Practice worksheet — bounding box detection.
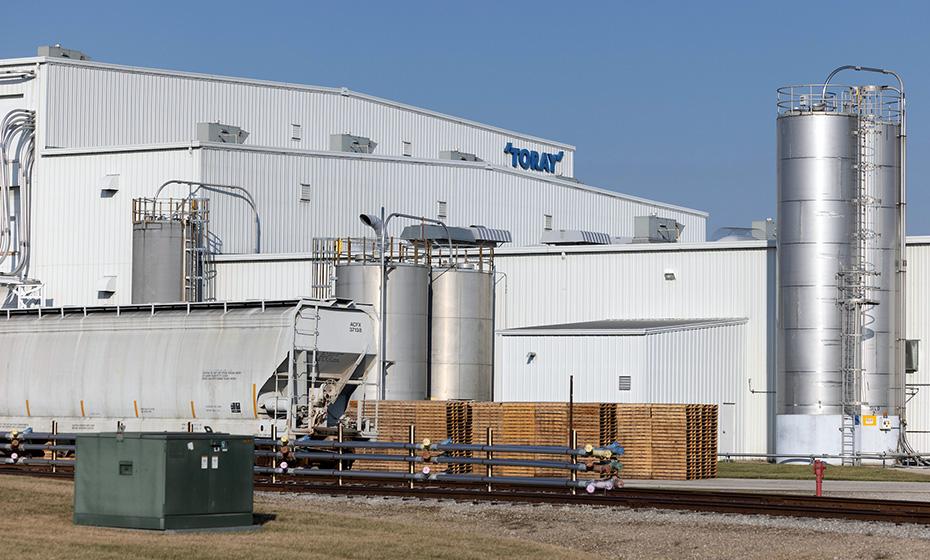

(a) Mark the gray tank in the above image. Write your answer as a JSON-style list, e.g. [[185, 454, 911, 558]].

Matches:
[[776, 86, 901, 418], [429, 266, 494, 401], [334, 262, 430, 400], [131, 220, 184, 304]]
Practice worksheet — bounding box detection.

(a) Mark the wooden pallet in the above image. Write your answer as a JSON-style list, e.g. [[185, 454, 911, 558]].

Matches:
[[346, 400, 718, 480]]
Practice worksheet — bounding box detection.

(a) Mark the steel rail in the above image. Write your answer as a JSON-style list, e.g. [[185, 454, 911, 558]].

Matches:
[[4, 466, 930, 525]]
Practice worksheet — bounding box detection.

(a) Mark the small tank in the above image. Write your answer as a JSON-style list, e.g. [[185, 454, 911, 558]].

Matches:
[[429, 265, 494, 400], [334, 262, 430, 400], [131, 220, 184, 304]]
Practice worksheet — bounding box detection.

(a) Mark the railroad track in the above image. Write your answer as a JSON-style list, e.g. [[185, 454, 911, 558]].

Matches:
[[4, 466, 929, 525]]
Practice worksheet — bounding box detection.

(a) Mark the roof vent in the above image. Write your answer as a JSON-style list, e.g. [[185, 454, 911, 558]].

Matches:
[[633, 215, 684, 243], [331, 134, 377, 154], [540, 229, 611, 246], [37, 45, 90, 60], [439, 150, 481, 162], [196, 122, 249, 144], [400, 224, 511, 248]]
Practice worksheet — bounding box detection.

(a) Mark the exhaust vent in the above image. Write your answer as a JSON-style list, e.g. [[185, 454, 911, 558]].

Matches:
[[439, 150, 481, 162], [330, 134, 377, 154], [540, 229, 611, 246], [196, 122, 249, 144]]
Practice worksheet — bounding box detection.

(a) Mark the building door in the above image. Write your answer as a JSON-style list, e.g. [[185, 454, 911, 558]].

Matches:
[[719, 402, 736, 454]]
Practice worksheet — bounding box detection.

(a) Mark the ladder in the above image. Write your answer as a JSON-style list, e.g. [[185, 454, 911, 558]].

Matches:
[[183, 198, 211, 302], [836, 101, 882, 466], [840, 415, 857, 466]]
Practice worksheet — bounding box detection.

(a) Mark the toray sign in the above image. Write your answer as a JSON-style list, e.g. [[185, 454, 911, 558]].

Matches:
[[504, 142, 564, 174]]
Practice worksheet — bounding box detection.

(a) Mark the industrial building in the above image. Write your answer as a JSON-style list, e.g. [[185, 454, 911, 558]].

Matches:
[[0, 49, 704, 308], [0, 48, 926, 465]]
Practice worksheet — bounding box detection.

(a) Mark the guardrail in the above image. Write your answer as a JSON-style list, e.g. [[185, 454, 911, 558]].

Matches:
[[0, 427, 624, 494]]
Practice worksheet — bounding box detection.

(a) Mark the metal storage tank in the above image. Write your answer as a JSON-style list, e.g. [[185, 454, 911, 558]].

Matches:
[[430, 265, 494, 400], [131, 220, 184, 304], [775, 79, 902, 461], [334, 262, 430, 400]]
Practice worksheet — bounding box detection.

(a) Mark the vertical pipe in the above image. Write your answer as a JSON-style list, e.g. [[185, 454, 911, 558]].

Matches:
[[408, 424, 415, 489], [271, 424, 277, 484], [51, 420, 57, 474], [570, 429, 578, 496], [338, 423, 344, 487], [897, 91, 907, 425], [380, 207, 387, 401], [486, 427, 494, 493]]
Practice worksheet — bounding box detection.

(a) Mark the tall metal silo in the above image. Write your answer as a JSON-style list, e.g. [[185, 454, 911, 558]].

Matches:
[[776, 72, 904, 463], [334, 262, 430, 400], [430, 265, 494, 401]]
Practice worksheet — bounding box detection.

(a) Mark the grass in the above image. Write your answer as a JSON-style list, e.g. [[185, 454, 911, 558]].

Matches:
[[0, 475, 585, 560], [718, 460, 930, 482]]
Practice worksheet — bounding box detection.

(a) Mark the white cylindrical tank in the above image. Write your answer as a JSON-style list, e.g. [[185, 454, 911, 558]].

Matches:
[[429, 265, 494, 401], [334, 262, 430, 400]]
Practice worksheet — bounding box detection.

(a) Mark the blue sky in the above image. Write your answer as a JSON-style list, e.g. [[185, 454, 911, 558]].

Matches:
[[3, 1, 928, 235]]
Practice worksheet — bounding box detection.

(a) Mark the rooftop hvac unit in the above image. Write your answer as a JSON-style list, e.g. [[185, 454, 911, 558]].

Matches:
[[751, 218, 776, 240], [439, 150, 481, 162], [330, 134, 377, 154], [540, 229, 611, 246], [633, 215, 684, 243], [196, 122, 249, 144], [37, 44, 90, 60]]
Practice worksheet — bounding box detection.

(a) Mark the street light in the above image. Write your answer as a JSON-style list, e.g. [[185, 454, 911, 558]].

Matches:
[[359, 207, 453, 400]]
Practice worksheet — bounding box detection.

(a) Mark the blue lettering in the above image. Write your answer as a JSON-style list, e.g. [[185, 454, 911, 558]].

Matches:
[[528, 150, 541, 171], [549, 151, 564, 173], [503, 142, 519, 168], [504, 143, 564, 173], [518, 149, 530, 170]]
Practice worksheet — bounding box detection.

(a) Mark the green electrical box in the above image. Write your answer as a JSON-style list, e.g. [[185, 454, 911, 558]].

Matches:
[[74, 432, 254, 530]]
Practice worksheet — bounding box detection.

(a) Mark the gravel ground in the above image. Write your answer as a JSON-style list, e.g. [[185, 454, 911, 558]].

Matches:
[[261, 491, 930, 559]]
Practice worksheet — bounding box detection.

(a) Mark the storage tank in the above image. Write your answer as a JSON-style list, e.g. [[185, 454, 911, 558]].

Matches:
[[775, 81, 902, 461], [334, 262, 430, 400], [131, 220, 184, 304], [430, 265, 494, 400]]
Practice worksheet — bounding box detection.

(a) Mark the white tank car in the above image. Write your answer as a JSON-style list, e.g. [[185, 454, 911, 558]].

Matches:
[[0, 299, 377, 438]]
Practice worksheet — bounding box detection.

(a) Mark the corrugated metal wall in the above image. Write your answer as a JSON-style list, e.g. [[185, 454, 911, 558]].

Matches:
[[213, 257, 315, 300], [904, 240, 930, 452], [32, 148, 200, 306], [194, 146, 706, 252], [495, 322, 745, 452], [42, 61, 576, 176], [493, 243, 775, 454], [29, 144, 702, 306]]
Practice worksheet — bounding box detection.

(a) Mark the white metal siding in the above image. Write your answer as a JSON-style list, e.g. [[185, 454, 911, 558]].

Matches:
[[42, 61, 576, 176], [213, 258, 315, 300], [192, 146, 705, 252], [904, 242, 930, 452], [493, 244, 774, 454], [30, 148, 200, 306], [495, 322, 745, 452]]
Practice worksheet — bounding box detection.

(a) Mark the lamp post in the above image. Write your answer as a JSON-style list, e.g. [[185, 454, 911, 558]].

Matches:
[[359, 208, 453, 400]]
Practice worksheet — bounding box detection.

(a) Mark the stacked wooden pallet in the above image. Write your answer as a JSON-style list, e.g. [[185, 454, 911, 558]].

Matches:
[[445, 401, 472, 474], [614, 404, 654, 479], [346, 401, 718, 480]]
